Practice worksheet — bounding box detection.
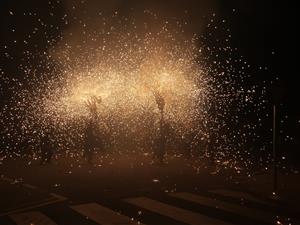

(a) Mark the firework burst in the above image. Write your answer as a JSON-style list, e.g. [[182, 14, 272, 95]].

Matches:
[[0, 5, 270, 172]]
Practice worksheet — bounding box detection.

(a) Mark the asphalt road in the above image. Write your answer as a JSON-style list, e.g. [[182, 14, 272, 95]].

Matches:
[[0, 153, 299, 225]]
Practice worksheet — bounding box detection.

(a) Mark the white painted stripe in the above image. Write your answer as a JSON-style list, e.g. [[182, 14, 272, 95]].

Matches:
[[124, 197, 233, 225], [0, 197, 66, 216], [10, 211, 57, 225], [209, 189, 273, 205], [71, 202, 143, 225], [1, 176, 13, 182], [170, 192, 276, 224], [22, 184, 37, 189], [50, 193, 67, 201]]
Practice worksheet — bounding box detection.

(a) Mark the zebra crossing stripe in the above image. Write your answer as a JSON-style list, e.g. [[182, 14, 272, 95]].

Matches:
[[169, 192, 276, 224], [209, 189, 273, 205], [0, 197, 66, 217], [71, 202, 144, 225], [10, 211, 57, 225], [124, 197, 233, 225]]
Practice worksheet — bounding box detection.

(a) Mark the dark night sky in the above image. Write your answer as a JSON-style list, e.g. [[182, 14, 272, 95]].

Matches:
[[0, 0, 297, 114]]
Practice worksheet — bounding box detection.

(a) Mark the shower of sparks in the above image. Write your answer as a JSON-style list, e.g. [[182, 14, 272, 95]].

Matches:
[[0, 3, 279, 173]]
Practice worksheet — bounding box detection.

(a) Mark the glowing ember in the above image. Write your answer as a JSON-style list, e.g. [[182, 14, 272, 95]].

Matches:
[[0, 5, 273, 171]]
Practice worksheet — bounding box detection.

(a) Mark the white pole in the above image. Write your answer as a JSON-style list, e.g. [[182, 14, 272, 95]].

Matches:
[[272, 104, 277, 195]]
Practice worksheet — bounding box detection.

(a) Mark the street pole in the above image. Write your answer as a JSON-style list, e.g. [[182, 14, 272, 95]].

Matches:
[[272, 104, 277, 195]]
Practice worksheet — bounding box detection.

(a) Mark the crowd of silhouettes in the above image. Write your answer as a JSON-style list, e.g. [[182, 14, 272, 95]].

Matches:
[[39, 94, 201, 165]]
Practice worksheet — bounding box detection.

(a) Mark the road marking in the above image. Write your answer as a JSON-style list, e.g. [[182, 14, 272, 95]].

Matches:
[[0, 175, 67, 216], [71, 202, 144, 225], [10, 211, 57, 225], [50, 193, 67, 201], [124, 197, 232, 225], [209, 189, 273, 205], [22, 183, 37, 189], [0, 196, 66, 216], [170, 192, 276, 224], [0, 176, 14, 182]]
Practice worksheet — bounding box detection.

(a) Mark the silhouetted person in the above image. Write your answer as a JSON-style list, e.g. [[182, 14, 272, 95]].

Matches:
[[156, 123, 167, 164], [40, 130, 54, 165], [182, 130, 196, 159], [153, 90, 167, 164], [84, 95, 104, 163], [84, 120, 96, 163], [182, 134, 191, 159]]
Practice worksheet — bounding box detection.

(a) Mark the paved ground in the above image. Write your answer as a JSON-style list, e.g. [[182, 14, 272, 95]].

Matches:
[[0, 153, 299, 225]]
